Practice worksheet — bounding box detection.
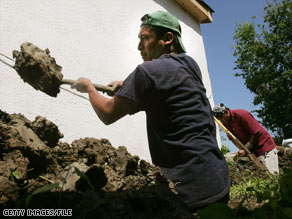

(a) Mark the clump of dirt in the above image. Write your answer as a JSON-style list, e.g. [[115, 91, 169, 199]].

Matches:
[[13, 42, 63, 97], [0, 109, 193, 218], [31, 116, 64, 147], [228, 148, 292, 186]]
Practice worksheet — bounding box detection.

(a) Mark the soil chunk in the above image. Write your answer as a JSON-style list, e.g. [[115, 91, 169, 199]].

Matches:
[[13, 42, 63, 97], [31, 116, 64, 147]]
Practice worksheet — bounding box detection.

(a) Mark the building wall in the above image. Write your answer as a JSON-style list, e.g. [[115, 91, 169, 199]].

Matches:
[[0, 0, 218, 162]]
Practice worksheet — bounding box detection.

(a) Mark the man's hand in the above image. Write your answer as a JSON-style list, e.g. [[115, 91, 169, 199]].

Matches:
[[107, 81, 123, 93], [244, 142, 253, 150], [238, 141, 254, 157], [71, 78, 92, 93], [238, 150, 246, 156]]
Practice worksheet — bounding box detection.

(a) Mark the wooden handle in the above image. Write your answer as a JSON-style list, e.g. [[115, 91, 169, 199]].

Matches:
[[213, 116, 267, 170], [61, 79, 115, 96]]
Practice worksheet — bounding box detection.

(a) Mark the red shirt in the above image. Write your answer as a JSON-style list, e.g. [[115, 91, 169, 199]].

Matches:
[[225, 109, 276, 156]]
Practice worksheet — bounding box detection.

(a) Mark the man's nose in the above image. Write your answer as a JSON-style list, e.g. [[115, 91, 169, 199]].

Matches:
[[138, 41, 143, 51]]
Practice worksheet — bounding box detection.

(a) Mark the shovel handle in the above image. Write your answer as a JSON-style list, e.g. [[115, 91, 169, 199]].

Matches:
[[61, 79, 115, 96], [213, 116, 267, 170]]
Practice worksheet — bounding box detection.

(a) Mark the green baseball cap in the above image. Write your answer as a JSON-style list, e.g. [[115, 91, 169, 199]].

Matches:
[[141, 11, 186, 53]]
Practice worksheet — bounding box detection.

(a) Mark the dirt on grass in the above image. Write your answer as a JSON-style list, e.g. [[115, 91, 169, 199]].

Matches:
[[0, 109, 291, 218]]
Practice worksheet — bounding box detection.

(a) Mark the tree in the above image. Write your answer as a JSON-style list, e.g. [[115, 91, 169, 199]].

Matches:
[[232, 0, 292, 139]]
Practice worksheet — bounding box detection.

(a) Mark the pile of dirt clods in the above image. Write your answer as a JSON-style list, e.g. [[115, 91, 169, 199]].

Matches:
[[0, 109, 194, 218]]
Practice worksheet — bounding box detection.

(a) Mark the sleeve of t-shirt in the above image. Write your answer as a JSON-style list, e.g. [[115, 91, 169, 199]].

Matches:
[[115, 65, 152, 114], [238, 110, 261, 136]]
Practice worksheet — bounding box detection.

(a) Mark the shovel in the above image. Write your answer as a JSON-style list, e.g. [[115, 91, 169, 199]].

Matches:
[[214, 116, 267, 171], [0, 42, 115, 97], [59, 79, 115, 96]]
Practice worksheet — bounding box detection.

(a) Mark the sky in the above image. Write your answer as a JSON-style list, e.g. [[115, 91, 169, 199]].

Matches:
[[200, 0, 268, 152]]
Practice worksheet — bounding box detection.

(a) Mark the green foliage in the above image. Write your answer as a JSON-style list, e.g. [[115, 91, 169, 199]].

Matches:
[[233, 154, 238, 162], [198, 168, 292, 218], [10, 170, 22, 180], [221, 145, 230, 155], [232, 0, 292, 138], [20, 166, 95, 209], [226, 161, 233, 167], [25, 183, 59, 208], [230, 175, 278, 202], [74, 167, 95, 191], [237, 174, 279, 202], [197, 203, 234, 219], [273, 136, 283, 145], [279, 169, 292, 206]]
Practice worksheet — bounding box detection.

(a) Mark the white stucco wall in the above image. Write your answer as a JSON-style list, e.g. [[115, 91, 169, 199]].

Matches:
[[0, 0, 217, 162]]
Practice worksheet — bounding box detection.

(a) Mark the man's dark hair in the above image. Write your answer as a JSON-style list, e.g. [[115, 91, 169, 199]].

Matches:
[[147, 25, 183, 54]]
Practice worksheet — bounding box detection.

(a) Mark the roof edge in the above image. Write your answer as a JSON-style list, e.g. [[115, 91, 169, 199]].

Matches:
[[174, 0, 214, 24]]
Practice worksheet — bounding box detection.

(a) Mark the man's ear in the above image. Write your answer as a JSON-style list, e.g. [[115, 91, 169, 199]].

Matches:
[[163, 32, 174, 45]]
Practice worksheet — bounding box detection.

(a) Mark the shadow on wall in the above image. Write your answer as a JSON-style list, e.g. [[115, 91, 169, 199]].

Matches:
[[153, 0, 201, 36]]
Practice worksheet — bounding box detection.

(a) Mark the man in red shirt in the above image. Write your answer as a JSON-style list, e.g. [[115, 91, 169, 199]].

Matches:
[[213, 103, 279, 174]]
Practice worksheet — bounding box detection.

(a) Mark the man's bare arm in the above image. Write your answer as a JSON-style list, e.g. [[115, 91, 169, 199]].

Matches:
[[72, 78, 134, 125]]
